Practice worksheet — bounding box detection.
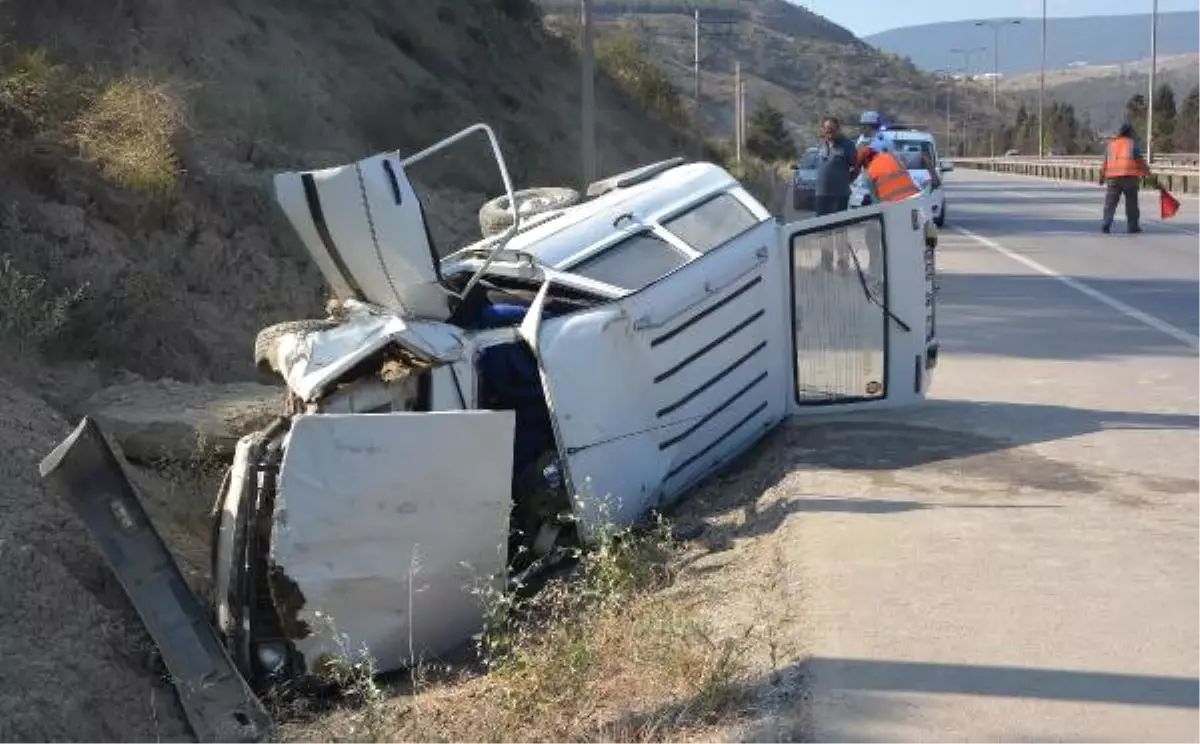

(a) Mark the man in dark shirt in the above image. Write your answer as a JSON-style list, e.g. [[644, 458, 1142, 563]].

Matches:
[[813, 116, 859, 216]]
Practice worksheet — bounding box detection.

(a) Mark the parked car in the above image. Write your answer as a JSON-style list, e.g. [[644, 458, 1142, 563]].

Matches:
[[791, 146, 820, 212], [41, 123, 941, 715], [850, 128, 947, 227]]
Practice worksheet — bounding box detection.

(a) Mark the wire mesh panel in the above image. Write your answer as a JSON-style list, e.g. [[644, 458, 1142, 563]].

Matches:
[[789, 216, 888, 404]]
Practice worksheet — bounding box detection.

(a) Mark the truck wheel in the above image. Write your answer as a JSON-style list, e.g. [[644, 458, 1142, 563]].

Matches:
[[254, 319, 339, 373], [479, 187, 580, 238], [934, 205, 946, 227]]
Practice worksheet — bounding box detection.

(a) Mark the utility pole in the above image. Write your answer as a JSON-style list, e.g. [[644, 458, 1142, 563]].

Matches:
[[944, 73, 952, 152], [680, 9, 735, 159], [739, 78, 746, 158], [693, 9, 701, 157], [1038, 0, 1046, 158], [580, 0, 596, 187], [1147, 0, 1159, 162], [951, 47, 986, 155], [975, 19, 1021, 158], [734, 60, 742, 164]]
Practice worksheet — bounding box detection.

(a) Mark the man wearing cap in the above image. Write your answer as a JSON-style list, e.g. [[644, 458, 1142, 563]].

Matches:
[[857, 111, 882, 147], [1100, 122, 1152, 234]]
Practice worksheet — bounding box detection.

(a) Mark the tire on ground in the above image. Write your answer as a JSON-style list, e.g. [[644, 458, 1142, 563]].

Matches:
[[254, 319, 339, 373], [478, 187, 580, 238]]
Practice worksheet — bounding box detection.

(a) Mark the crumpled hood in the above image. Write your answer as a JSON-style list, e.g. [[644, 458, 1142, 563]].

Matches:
[[269, 300, 466, 402]]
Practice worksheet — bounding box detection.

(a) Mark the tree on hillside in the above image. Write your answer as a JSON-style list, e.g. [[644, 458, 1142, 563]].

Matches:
[[745, 98, 795, 162], [999, 100, 1096, 155], [1125, 93, 1147, 137], [1176, 86, 1199, 152], [594, 31, 687, 129], [1151, 83, 1177, 153]]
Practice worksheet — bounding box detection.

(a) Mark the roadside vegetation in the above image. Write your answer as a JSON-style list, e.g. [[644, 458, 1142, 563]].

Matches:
[[279, 517, 763, 743]]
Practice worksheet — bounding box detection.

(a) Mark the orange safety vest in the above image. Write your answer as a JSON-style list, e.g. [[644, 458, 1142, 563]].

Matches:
[[866, 152, 921, 202], [1103, 136, 1150, 178]]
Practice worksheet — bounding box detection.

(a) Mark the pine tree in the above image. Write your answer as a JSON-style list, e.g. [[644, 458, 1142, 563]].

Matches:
[[1176, 86, 1199, 152], [745, 99, 796, 162], [1152, 83, 1177, 154], [1125, 93, 1148, 139]]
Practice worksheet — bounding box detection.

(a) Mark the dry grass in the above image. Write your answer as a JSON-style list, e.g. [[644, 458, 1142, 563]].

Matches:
[[0, 252, 88, 352], [1, 48, 183, 199], [726, 154, 790, 215], [0, 47, 84, 131], [280, 518, 759, 743], [71, 76, 186, 200]]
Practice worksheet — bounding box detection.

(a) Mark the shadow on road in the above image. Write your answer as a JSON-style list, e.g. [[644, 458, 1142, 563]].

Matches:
[[938, 273, 1199, 357], [669, 398, 1197, 549], [948, 213, 1106, 234]]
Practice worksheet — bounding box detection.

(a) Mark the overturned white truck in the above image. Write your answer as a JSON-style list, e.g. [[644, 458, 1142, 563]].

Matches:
[[41, 124, 939, 741]]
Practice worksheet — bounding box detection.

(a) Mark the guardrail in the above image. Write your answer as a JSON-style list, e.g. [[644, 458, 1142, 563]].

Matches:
[[951, 157, 1200, 194], [998, 153, 1200, 167]]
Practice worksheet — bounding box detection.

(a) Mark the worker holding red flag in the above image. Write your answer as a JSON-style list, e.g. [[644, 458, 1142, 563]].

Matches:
[[1099, 122, 1152, 234]]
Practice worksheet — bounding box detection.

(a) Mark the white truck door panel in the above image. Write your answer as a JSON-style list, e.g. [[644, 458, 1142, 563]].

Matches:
[[779, 201, 931, 415], [269, 410, 513, 674], [526, 222, 788, 536]]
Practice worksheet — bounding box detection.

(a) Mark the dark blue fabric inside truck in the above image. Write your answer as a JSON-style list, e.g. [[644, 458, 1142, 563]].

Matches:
[[472, 303, 557, 477]]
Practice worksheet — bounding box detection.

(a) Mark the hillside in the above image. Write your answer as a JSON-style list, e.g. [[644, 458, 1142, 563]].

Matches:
[[867, 11, 1200, 76], [1000, 54, 1200, 136], [0, 0, 704, 740], [540, 0, 996, 151]]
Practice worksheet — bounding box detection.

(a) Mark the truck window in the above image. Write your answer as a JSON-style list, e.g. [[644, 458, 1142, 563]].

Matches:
[[661, 193, 761, 254], [569, 231, 690, 290]]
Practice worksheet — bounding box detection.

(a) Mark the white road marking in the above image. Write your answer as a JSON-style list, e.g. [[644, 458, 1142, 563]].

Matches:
[[952, 225, 1200, 350]]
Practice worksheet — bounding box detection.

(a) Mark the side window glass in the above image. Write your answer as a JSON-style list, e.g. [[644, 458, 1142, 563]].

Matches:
[[569, 232, 690, 291], [662, 193, 761, 254], [789, 216, 888, 404]]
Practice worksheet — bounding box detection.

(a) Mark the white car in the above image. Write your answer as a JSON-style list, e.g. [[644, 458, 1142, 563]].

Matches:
[[41, 123, 940, 710], [850, 129, 948, 227]]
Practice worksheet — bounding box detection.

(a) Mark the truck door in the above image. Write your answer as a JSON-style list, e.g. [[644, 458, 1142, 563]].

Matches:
[[780, 201, 932, 413]]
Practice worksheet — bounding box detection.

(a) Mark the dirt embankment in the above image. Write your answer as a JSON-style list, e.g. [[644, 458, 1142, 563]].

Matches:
[[0, 0, 695, 739]]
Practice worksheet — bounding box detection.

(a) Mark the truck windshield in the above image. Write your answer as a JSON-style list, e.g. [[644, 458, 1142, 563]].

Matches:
[[890, 139, 937, 171]]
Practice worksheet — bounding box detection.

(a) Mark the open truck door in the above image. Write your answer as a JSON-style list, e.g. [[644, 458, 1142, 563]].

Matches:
[[519, 199, 936, 540], [783, 200, 935, 412]]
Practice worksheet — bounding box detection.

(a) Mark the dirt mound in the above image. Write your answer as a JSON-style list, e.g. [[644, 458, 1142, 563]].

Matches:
[[0, 379, 190, 742], [85, 379, 284, 463]]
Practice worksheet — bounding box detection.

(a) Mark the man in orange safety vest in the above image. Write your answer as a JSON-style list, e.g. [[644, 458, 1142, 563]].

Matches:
[[856, 135, 922, 204], [1100, 122, 1152, 234]]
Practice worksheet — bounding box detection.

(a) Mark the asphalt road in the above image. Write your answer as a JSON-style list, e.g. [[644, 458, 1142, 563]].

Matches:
[[749, 168, 1199, 742]]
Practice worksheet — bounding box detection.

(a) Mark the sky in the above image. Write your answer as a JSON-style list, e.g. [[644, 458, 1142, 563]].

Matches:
[[798, 0, 1200, 38]]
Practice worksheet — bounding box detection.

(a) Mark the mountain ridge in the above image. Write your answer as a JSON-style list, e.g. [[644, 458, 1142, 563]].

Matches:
[[867, 12, 1200, 77], [539, 0, 996, 152]]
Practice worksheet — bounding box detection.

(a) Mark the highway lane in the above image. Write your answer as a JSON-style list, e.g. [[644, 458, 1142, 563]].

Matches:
[[734, 168, 1199, 742]]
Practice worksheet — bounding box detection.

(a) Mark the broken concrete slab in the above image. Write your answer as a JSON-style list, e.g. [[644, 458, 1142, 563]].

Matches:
[[84, 380, 283, 463]]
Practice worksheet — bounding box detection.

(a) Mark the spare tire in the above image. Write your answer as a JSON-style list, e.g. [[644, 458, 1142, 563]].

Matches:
[[254, 319, 339, 373], [478, 187, 580, 238]]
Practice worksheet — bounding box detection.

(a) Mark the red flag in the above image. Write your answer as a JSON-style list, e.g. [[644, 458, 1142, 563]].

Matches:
[[1160, 187, 1181, 220]]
